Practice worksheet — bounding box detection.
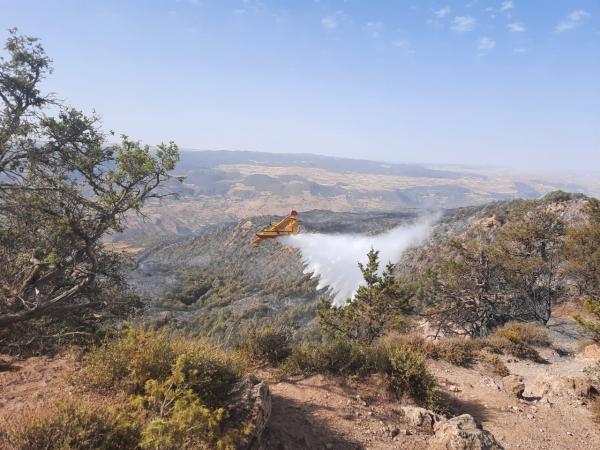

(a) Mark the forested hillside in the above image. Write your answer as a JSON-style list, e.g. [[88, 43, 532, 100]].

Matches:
[[130, 209, 423, 340]]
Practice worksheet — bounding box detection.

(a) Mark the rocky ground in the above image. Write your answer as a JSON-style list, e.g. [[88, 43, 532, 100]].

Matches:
[[1, 315, 599, 449], [261, 314, 600, 449]]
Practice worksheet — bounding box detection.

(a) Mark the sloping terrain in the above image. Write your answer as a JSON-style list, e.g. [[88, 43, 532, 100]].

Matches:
[[134, 192, 584, 324], [129, 193, 591, 339], [129, 209, 424, 339]]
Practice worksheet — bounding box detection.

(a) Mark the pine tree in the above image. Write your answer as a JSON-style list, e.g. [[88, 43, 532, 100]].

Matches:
[[318, 248, 414, 345]]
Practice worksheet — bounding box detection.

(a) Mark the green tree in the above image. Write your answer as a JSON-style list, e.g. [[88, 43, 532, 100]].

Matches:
[[423, 238, 510, 337], [495, 205, 565, 324], [564, 198, 600, 340], [425, 202, 566, 336], [318, 248, 413, 345], [0, 30, 178, 335]]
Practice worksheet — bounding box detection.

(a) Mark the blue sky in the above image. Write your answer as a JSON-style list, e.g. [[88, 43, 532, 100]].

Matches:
[[1, 1, 599, 173]]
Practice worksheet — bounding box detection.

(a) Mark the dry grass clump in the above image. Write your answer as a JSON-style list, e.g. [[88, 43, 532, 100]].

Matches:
[[379, 334, 435, 356], [477, 353, 510, 377], [434, 337, 476, 366], [376, 327, 546, 368], [493, 322, 551, 347], [380, 334, 475, 367], [478, 336, 545, 363], [7, 401, 140, 450]]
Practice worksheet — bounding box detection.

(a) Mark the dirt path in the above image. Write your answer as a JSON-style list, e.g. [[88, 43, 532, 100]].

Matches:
[[261, 374, 430, 450], [430, 359, 600, 450]]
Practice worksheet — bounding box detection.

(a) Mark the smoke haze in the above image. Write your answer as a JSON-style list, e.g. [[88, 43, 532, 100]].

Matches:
[[282, 217, 436, 306]]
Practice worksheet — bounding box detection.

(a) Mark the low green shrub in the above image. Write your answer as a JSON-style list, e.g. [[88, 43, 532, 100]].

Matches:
[[284, 338, 444, 412], [283, 338, 378, 377], [78, 327, 175, 393], [170, 338, 242, 407], [55, 327, 249, 449], [381, 345, 443, 411], [9, 402, 139, 450], [236, 326, 292, 365], [78, 327, 242, 407], [131, 356, 250, 450]]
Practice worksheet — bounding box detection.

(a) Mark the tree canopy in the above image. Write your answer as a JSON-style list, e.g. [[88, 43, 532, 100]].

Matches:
[[423, 202, 567, 337], [0, 29, 178, 345]]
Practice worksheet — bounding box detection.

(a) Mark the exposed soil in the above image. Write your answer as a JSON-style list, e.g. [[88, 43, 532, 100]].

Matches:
[[0, 354, 77, 421], [261, 316, 600, 450], [261, 373, 430, 450]]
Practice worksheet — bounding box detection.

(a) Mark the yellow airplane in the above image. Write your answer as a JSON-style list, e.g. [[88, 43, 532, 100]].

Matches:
[[251, 210, 300, 247]]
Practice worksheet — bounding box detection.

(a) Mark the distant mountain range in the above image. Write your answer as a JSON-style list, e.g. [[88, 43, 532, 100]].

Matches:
[[115, 149, 600, 242]]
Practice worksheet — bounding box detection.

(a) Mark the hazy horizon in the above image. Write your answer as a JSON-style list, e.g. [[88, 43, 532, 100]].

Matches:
[[2, 0, 599, 173], [175, 147, 600, 178]]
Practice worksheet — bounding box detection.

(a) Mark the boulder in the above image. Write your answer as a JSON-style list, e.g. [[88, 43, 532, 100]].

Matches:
[[501, 375, 525, 398], [430, 414, 504, 450], [401, 406, 442, 431], [527, 377, 554, 399], [227, 375, 272, 449]]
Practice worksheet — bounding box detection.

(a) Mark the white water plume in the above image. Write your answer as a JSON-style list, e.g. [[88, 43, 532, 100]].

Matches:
[[282, 217, 437, 306]]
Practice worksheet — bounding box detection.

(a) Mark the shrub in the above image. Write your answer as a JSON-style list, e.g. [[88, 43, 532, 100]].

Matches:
[[9, 401, 139, 450], [381, 345, 443, 411], [131, 357, 249, 450], [284, 338, 444, 412], [479, 336, 545, 363], [584, 361, 600, 385], [318, 249, 413, 345], [7, 327, 250, 450], [493, 322, 551, 347], [79, 327, 242, 408], [236, 326, 292, 366], [379, 334, 435, 357], [380, 334, 474, 367], [79, 327, 175, 393], [434, 338, 476, 366], [170, 339, 242, 407], [283, 338, 378, 377]]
